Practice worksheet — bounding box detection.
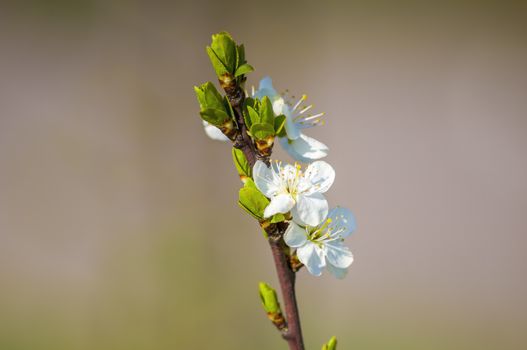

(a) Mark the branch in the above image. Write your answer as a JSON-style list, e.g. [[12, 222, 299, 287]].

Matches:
[[268, 224, 305, 350], [223, 80, 305, 350]]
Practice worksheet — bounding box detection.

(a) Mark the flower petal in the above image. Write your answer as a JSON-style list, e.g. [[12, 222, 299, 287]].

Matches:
[[272, 98, 288, 116], [202, 121, 229, 141], [263, 193, 295, 218], [284, 222, 308, 248], [254, 76, 278, 99], [297, 243, 325, 276], [292, 192, 328, 226], [324, 241, 354, 268], [328, 207, 357, 238], [280, 134, 328, 163], [326, 263, 349, 279], [284, 112, 301, 140], [303, 160, 335, 194], [253, 161, 279, 198]]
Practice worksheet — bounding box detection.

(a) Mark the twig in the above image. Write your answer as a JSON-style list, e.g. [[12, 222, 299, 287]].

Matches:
[[223, 80, 305, 350]]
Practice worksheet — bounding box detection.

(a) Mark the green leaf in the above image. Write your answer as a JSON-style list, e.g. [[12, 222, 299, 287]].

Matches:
[[274, 114, 287, 137], [246, 106, 261, 126], [232, 148, 251, 178], [199, 108, 230, 126], [250, 123, 275, 140], [210, 32, 237, 73], [260, 96, 275, 125], [194, 82, 224, 111], [322, 336, 337, 350], [258, 282, 281, 314], [235, 63, 254, 77], [236, 44, 246, 68], [206, 46, 229, 77], [238, 179, 270, 220]]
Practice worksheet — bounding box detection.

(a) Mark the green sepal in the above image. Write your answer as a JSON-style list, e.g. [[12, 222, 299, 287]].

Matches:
[[250, 123, 275, 140], [232, 148, 251, 179], [274, 114, 287, 137], [194, 82, 225, 111], [259, 282, 281, 314], [209, 32, 237, 74], [260, 96, 275, 125], [322, 336, 337, 350], [235, 63, 254, 77], [270, 213, 285, 223], [199, 108, 230, 126], [238, 179, 269, 220]]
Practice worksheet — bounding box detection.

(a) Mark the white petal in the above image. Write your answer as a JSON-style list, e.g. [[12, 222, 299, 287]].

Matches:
[[263, 193, 295, 218], [292, 193, 328, 226], [279, 135, 328, 163], [297, 243, 325, 276], [254, 76, 278, 99], [326, 263, 349, 279], [324, 242, 354, 268], [284, 112, 301, 140], [202, 121, 229, 141], [303, 160, 335, 194], [284, 222, 308, 248], [328, 207, 357, 238], [272, 98, 288, 116], [253, 161, 280, 198], [258, 76, 276, 93]]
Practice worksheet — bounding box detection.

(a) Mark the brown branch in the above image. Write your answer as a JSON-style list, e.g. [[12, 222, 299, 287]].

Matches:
[[268, 225, 305, 350], [222, 79, 305, 350]]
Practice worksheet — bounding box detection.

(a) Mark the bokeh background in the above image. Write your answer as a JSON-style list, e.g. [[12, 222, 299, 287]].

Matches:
[[1, 0, 526, 349]]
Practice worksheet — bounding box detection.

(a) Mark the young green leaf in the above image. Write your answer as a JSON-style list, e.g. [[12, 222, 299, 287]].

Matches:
[[206, 46, 229, 77], [238, 179, 270, 220], [235, 63, 254, 77], [210, 32, 237, 73], [259, 282, 281, 314], [199, 108, 230, 126], [258, 282, 286, 330], [246, 106, 261, 126], [232, 148, 251, 180], [322, 336, 337, 350], [194, 82, 224, 111], [250, 123, 275, 140], [236, 44, 246, 68], [259, 96, 275, 125]]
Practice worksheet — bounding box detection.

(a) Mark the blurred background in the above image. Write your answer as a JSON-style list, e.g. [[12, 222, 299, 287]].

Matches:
[[1, 0, 526, 349]]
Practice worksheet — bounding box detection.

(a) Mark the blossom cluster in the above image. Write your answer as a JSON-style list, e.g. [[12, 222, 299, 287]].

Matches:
[[202, 76, 357, 279]]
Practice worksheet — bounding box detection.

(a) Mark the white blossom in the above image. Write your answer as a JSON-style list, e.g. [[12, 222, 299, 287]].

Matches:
[[253, 77, 328, 162], [253, 160, 335, 226], [284, 207, 356, 278]]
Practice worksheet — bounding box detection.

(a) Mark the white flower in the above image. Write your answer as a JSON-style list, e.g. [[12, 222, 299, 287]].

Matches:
[[284, 207, 356, 278], [253, 160, 335, 226], [253, 77, 328, 162], [202, 120, 229, 141]]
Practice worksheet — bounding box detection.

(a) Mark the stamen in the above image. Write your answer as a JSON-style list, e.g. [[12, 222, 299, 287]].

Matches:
[[292, 94, 307, 111], [301, 112, 325, 121], [299, 104, 313, 114]]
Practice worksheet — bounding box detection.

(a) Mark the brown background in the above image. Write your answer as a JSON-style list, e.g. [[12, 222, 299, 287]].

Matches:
[[1, 0, 526, 349]]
